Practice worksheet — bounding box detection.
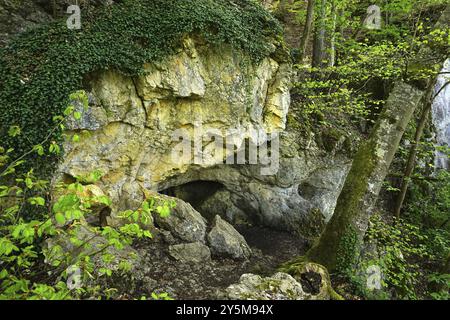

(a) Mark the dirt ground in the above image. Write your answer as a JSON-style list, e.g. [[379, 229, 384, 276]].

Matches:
[[131, 226, 309, 300]]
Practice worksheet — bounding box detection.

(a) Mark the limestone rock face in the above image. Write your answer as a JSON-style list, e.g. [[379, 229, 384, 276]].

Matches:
[[0, 0, 51, 45], [168, 242, 211, 263], [207, 215, 252, 260], [57, 36, 351, 237], [0, 0, 112, 45]]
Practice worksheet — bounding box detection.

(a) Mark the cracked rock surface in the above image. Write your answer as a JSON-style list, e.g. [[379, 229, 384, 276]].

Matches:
[[57, 36, 351, 237]]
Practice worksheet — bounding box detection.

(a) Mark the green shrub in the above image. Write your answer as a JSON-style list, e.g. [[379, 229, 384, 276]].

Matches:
[[0, 101, 175, 299], [405, 171, 450, 233], [364, 215, 429, 299], [351, 209, 449, 300]]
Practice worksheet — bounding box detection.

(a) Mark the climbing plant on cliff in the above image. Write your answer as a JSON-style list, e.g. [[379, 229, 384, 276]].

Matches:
[[0, 0, 283, 174]]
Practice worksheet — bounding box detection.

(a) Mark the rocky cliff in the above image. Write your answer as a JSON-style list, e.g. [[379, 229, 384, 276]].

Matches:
[[57, 36, 351, 238], [0, 0, 352, 239], [0, 0, 355, 299]]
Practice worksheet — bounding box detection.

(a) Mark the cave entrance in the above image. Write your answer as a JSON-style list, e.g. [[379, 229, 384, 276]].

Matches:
[[160, 179, 309, 268], [160, 180, 232, 223]]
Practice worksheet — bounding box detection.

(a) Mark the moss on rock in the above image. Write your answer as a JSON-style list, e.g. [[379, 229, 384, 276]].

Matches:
[[278, 258, 344, 300]]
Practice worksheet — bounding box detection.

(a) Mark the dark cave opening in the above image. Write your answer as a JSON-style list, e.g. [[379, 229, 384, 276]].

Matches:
[[159, 179, 261, 228], [159, 180, 308, 261], [160, 180, 229, 223]]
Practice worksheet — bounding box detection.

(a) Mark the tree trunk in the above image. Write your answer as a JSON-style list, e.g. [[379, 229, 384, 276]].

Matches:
[[312, 0, 326, 68], [328, 1, 337, 67], [306, 5, 450, 272], [307, 82, 423, 271], [394, 79, 436, 219], [297, 0, 315, 64], [52, 0, 57, 18]]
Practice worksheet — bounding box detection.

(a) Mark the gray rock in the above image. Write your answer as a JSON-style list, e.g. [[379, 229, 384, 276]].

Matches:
[[142, 276, 158, 293], [0, 0, 51, 45], [207, 215, 252, 260], [169, 242, 211, 263], [160, 230, 177, 245], [153, 195, 207, 243], [225, 272, 306, 300]]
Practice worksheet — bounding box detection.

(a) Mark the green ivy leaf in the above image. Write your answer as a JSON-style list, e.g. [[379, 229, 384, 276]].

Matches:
[[8, 126, 21, 137]]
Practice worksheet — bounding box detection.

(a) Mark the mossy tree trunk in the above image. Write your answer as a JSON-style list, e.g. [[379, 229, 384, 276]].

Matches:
[[312, 0, 327, 68], [307, 5, 450, 272], [307, 83, 423, 271]]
